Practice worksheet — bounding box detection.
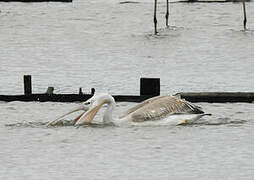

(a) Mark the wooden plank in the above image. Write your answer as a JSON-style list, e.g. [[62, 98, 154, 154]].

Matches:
[[0, 92, 254, 103], [176, 92, 254, 103], [0, 94, 147, 103]]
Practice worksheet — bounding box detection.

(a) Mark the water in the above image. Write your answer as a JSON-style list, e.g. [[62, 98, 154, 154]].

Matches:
[[1, 101, 254, 179], [0, 0, 254, 94], [0, 0, 254, 179]]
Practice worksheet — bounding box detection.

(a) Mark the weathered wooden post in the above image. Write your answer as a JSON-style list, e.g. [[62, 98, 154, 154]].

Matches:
[[242, 0, 247, 30], [24, 75, 32, 95], [46, 87, 54, 95], [79, 88, 83, 95], [91, 88, 95, 95], [154, 0, 158, 34], [140, 78, 160, 96], [166, 0, 169, 27]]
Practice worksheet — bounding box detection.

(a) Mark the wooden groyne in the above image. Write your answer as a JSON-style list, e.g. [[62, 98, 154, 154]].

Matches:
[[176, 92, 254, 103], [0, 75, 253, 103], [0, 94, 154, 103]]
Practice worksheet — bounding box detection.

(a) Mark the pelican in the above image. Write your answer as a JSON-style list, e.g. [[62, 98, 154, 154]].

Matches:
[[47, 93, 210, 126]]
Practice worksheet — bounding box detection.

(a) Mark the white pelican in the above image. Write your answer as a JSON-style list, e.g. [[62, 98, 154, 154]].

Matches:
[[47, 93, 210, 126]]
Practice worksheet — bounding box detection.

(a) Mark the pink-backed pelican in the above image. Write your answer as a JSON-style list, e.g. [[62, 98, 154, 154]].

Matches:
[[47, 93, 210, 126]]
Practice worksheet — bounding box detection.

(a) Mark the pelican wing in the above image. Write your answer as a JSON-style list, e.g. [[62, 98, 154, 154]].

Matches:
[[119, 95, 167, 119], [122, 96, 204, 122]]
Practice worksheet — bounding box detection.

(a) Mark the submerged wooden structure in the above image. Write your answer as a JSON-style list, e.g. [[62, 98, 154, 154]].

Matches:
[[176, 92, 254, 103], [0, 75, 253, 103]]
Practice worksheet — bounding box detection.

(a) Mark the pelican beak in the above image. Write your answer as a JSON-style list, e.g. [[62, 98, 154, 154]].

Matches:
[[46, 105, 89, 126], [75, 100, 106, 125]]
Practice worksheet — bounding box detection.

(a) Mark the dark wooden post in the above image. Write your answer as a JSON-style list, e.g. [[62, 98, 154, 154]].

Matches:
[[91, 88, 95, 95], [154, 0, 158, 34], [24, 75, 32, 95], [166, 0, 169, 27], [46, 87, 54, 95], [140, 78, 160, 96], [79, 88, 83, 95], [242, 0, 247, 30]]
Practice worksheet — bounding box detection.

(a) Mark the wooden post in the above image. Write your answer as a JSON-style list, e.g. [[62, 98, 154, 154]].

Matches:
[[140, 78, 160, 96], [24, 75, 32, 95], [154, 0, 158, 34], [166, 0, 169, 27], [79, 88, 83, 95], [242, 0, 247, 30], [91, 88, 95, 95], [46, 87, 54, 95]]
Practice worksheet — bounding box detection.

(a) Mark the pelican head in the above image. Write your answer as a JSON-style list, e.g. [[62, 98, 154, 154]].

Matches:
[[75, 93, 116, 125], [83, 93, 115, 107], [46, 93, 116, 126]]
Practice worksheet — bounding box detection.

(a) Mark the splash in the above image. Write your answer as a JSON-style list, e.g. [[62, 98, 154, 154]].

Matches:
[[4, 117, 247, 128], [5, 120, 113, 128], [5, 120, 75, 128], [184, 117, 247, 127]]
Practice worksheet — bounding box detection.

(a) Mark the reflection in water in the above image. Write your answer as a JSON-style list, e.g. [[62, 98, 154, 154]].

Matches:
[[145, 26, 186, 39], [186, 118, 247, 126], [5, 117, 247, 128], [5, 120, 75, 128]]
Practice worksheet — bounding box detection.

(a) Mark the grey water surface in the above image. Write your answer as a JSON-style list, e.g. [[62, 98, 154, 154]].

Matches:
[[0, 0, 254, 179]]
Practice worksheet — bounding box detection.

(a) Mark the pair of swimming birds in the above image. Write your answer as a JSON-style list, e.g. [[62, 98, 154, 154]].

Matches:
[[47, 93, 211, 126]]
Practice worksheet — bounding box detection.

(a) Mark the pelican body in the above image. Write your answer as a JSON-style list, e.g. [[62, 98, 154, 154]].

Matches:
[[48, 93, 210, 127]]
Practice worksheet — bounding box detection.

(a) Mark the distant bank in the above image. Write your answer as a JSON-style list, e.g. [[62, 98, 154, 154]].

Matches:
[[0, 0, 251, 3], [0, 0, 72, 2]]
